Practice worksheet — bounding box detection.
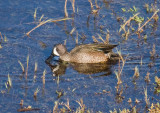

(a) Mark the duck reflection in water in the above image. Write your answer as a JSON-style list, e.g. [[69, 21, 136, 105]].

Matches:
[[45, 43, 119, 76], [45, 57, 119, 76]]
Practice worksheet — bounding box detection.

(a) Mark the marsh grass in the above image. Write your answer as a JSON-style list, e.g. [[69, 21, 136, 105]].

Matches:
[[76, 31, 78, 44], [57, 75, 60, 85], [88, 0, 99, 15], [0, 32, 3, 41], [0, 44, 2, 49], [144, 87, 149, 107], [105, 30, 110, 44], [42, 69, 46, 85], [26, 18, 72, 36], [140, 57, 143, 66], [135, 98, 140, 104], [34, 88, 40, 100], [109, 108, 130, 113], [144, 4, 152, 13], [64, 0, 68, 17], [88, 0, 93, 10], [52, 99, 89, 113], [18, 60, 25, 73], [150, 44, 156, 59], [76, 99, 86, 113], [148, 103, 160, 113], [114, 49, 127, 85], [20, 99, 24, 107], [133, 66, 140, 78], [137, 9, 159, 33], [34, 62, 38, 73], [92, 36, 99, 43], [154, 76, 160, 94], [119, 13, 140, 40], [0, 32, 3, 48], [70, 0, 75, 13], [145, 72, 150, 83], [34, 8, 37, 20], [119, 7, 159, 40], [62, 99, 71, 112], [128, 98, 132, 103], [5, 74, 12, 89], [53, 101, 59, 113], [115, 85, 124, 103], [91, 33, 110, 44], [70, 27, 76, 35], [39, 14, 44, 22], [56, 90, 64, 98], [25, 55, 29, 79], [33, 62, 38, 81], [155, 76, 160, 86], [27, 8, 72, 36]]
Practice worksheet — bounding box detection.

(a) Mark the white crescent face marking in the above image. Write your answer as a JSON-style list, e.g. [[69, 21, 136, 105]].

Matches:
[[53, 47, 60, 56]]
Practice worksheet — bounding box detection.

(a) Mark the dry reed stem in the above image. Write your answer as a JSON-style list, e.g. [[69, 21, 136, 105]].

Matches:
[[42, 69, 46, 85], [70, 0, 75, 13], [4, 35, 8, 42], [95, 0, 99, 9], [26, 18, 72, 36], [88, 0, 93, 10], [92, 36, 99, 43], [20, 100, 24, 107], [76, 31, 78, 44], [57, 75, 60, 85], [34, 8, 37, 20], [0, 44, 2, 49], [76, 99, 85, 112], [0, 32, 3, 41], [140, 57, 143, 65], [150, 44, 156, 58], [64, 40, 67, 46], [7, 74, 12, 87], [53, 101, 59, 113], [144, 87, 149, 107], [34, 62, 38, 73], [18, 60, 25, 73], [135, 98, 140, 103], [105, 30, 110, 44], [133, 66, 139, 77], [155, 76, 160, 86], [97, 34, 106, 44], [64, 99, 71, 111], [115, 49, 128, 84], [70, 27, 76, 35], [25, 55, 29, 79], [34, 88, 40, 98], [137, 9, 159, 32], [145, 72, 150, 82], [119, 13, 140, 33], [0, 32, 3, 48], [64, 0, 68, 17], [39, 14, 44, 22]]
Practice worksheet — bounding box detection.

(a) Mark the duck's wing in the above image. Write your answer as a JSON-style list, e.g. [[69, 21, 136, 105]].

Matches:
[[94, 44, 117, 53], [70, 43, 117, 54]]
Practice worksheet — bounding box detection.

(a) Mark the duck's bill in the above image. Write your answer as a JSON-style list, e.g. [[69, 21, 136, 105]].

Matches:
[[45, 54, 55, 63]]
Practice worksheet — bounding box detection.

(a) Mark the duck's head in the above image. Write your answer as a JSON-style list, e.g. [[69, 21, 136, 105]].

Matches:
[[46, 44, 67, 63], [52, 44, 67, 56]]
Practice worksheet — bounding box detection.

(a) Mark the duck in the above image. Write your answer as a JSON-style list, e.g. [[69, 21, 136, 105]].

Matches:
[[46, 43, 117, 63]]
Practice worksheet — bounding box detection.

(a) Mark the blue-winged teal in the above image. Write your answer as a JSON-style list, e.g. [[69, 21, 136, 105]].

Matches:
[[47, 43, 117, 63]]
